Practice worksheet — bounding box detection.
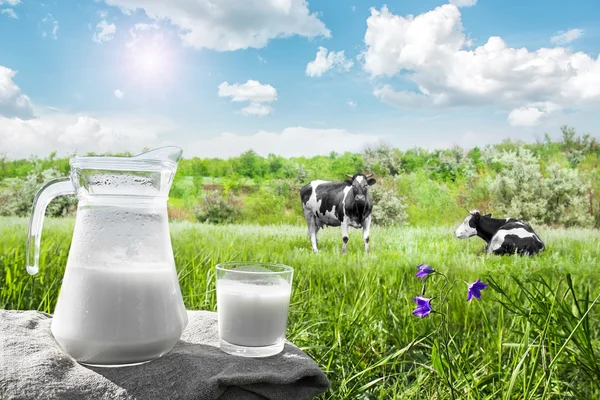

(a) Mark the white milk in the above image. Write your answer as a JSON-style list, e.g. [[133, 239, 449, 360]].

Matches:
[[217, 279, 291, 347], [51, 265, 188, 365]]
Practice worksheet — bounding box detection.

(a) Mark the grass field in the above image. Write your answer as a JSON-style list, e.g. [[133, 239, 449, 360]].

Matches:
[[1, 216, 599, 399]]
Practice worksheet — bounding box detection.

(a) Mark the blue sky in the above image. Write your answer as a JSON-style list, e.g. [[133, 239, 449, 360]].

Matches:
[[1, 0, 599, 159]]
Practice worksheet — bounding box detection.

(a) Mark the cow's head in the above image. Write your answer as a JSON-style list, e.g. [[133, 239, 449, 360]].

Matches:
[[455, 209, 492, 239], [346, 174, 376, 204], [455, 209, 481, 239]]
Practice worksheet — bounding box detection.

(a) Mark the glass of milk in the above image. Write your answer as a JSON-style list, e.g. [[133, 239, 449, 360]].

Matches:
[[216, 262, 294, 357]]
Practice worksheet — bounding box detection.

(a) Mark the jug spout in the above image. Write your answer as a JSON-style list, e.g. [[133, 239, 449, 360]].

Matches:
[[69, 146, 183, 198], [132, 146, 183, 164]]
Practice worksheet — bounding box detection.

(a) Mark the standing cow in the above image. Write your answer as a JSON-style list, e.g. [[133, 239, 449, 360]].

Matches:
[[455, 210, 545, 255], [300, 174, 376, 254]]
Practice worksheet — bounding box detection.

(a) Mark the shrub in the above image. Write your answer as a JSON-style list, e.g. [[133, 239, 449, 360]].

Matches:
[[241, 188, 287, 225], [370, 181, 407, 226], [542, 164, 593, 227], [0, 167, 76, 217], [362, 145, 403, 176], [457, 175, 495, 214], [488, 148, 593, 227], [282, 162, 308, 184], [430, 147, 476, 182], [194, 192, 241, 224], [395, 171, 463, 226]]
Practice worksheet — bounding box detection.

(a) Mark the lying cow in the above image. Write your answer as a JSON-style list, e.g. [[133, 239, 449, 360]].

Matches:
[[300, 174, 376, 254], [454, 210, 545, 255]]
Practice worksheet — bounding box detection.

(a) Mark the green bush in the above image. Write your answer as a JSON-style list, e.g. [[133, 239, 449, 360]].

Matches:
[[370, 181, 407, 227], [395, 171, 463, 226], [362, 145, 403, 176], [194, 192, 241, 224], [430, 147, 476, 183], [540, 164, 593, 227], [0, 166, 76, 217], [488, 148, 593, 227], [241, 188, 287, 225]]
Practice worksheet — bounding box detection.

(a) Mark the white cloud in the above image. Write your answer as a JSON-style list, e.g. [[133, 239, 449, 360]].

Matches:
[[0, 112, 178, 159], [103, 0, 330, 51], [41, 13, 59, 39], [1, 8, 17, 18], [449, 0, 477, 7], [218, 80, 277, 103], [241, 103, 272, 116], [0, 65, 369, 159], [362, 5, 600, 124], [0, 0, 20, 5], [187, 127, 382, 158], [127, 23, 161, 48], [218, 80, 277, 115], [58, 116, 104, 146], [0, 65, 34, 119], [507, 102, 561, 126], [373, 85, 438, 108], [347, 99, 357, 108], [305, 47, 353, 77], [114, 89, 124, 98], [0, 72, 178, 158], [93, 19, 116, 43], [550, 28, 583, 45]]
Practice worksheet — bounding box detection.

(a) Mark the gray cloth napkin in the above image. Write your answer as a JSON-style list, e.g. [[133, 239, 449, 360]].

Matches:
[[0, 310, 330, 400]]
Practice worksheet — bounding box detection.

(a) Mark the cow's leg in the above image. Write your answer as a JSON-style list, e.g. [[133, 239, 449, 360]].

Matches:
[[341, 218, 349, 254], [362, 215, 371, 253], [304, 208, 319, 253], [310, 222, 320, 253]]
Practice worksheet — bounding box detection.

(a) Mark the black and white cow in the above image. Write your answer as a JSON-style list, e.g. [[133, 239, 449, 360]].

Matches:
[[454, 210, 545, 256], [300, 174, 376, 254]]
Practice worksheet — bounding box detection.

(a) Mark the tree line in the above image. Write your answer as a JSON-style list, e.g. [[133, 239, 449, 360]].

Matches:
[[1, 126, 598, 228]]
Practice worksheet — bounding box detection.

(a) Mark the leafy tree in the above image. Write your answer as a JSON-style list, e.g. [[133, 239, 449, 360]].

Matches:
[[267, 153, 285, 177], [401, 148, 429, 174], [235, 150, 264, 178]]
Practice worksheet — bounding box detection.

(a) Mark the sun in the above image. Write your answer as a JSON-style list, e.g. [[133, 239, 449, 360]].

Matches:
[[134, 45, 167, 78]]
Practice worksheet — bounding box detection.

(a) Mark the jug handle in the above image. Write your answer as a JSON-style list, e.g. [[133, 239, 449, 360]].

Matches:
[[26, 178, 76, 275]]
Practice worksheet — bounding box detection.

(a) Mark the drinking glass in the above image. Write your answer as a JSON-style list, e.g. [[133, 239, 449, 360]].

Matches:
[[215, 262, 294, 357]]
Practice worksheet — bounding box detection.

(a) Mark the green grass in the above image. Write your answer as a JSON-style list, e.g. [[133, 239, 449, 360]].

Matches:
[[1, 216, 599, 399]]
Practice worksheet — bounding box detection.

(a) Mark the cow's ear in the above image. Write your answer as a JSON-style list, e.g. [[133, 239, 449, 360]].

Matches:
[[367, 178, 376, 186], [484, 213, 492, 218]]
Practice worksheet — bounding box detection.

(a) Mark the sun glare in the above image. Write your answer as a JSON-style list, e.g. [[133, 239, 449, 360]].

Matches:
[[137, 47, 164, 76], [126, 40, 176, 86], [122, 25, 184, 88], [132, 44, 168, 78]]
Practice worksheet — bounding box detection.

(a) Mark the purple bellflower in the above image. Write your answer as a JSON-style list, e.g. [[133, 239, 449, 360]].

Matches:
[[415, 264, 435, 281], [467, 279, 488, 301], [412, 296, 433, 318]]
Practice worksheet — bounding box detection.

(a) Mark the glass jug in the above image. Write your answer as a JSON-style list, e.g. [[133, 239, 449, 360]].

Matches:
[[26, 147, 188, 367]]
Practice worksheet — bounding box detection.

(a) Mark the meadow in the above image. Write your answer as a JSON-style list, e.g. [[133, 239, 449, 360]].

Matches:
[[1, 216, 599, 399]]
